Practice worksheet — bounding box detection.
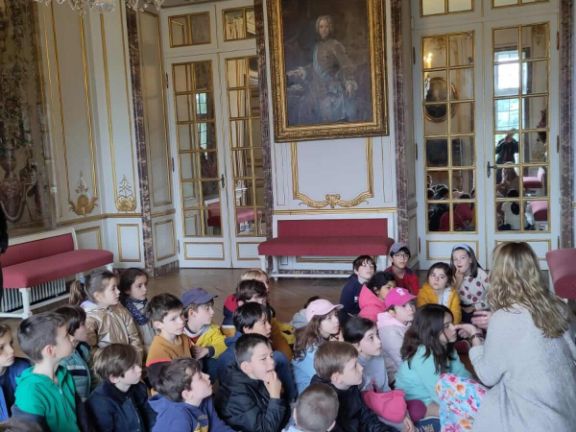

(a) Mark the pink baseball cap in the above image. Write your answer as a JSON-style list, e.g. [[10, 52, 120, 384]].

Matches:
[[384, 288, 416, 309], [305, 299, 343, 323]]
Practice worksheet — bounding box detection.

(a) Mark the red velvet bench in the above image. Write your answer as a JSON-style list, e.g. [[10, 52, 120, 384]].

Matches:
[[258, 219, 394, 279], [0, 228, 113, 319], [546, 248, 576, 299]]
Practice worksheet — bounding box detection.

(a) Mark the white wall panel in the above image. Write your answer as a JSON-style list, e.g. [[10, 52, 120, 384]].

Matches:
[[153, 218, 177, 262]]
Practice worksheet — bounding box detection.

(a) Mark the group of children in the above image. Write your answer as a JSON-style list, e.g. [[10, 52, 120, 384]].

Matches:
[[0, 240, 574, 432]]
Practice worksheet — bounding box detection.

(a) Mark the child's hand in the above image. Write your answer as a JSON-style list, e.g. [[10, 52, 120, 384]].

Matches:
[[403, 414, 415, 432], [454, 323, 479, 339], [264, 371, 282, 399], [471, 310, 492, 330], [192, 346, 209, 359]]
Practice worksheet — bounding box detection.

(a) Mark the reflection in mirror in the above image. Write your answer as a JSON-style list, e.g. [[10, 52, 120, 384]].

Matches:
[[450, 68, 473, 100], [521, 24, 548, 59], [422, 37, 447, 69], [422, 0, 445, 17], [526, 200, 548, 231], [494, 99, 520, 131], [449, 33, 474, 67], [497, 198, 521, 231], [173, 64, 188, 92], [522, 96, 548, 129], [452, 169, 475, 198], [495, 163, 520, 197], [184, 210, 202, 236], [428, 203, 449, 231], [522, 61, 548, 95], [452, 137, 474, 166], [194, 123, 216, 151], [428, 172, 450, 200], [493, 28, 518, 60], [426, 139, 448, 167], [522, 166, 546, 197], [169, 16, 187, 47], [522, 132, 547, 163], [451, 203, 475, 231], [236, 208, 257, 234], [190, 13, 211, 45], [450, 102, 473, 134], [204, 206, 222, 236]]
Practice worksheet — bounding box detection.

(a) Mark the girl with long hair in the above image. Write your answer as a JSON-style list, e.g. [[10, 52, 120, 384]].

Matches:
[[461, 242, 576, 431], [417, 263, 462, 323], [70, 269, 143, 361], [119, 268, 155, 349], [291, 299, 342, 394], [450, 244, 490, 323], [395, 304, 472, 418]]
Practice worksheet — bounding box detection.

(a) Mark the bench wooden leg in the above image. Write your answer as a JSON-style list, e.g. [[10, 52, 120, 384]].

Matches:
[[19, 288, 32, 319]]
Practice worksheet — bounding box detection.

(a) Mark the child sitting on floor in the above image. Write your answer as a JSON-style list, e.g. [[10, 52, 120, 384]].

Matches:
[[120, 268, 155, 349], [55, 305, 91, 402], [339, 255, 376, 320], [358, 272, 396, 322], [377, 288, 416, 384], [283, 383, 339, 432], [0, 324, 30, 421], [417, 263, 461, 324], [217, 302, 297, 402], [14, 312, 85, 432], [150, 358, 233, 432], [292, 299, 342, 394], [215, 333, 289, 431], [145, 293, 190, 386], [70, 269, 143, 360], [181, 288, 227, 379], [385, 243, 420, 296], [310, 341, 394, 431], [87, 344, 155, 432], [343, 316, 416, 431]]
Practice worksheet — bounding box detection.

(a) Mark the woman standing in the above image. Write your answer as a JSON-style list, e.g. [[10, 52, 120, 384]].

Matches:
[[465, 242, 576, 431]]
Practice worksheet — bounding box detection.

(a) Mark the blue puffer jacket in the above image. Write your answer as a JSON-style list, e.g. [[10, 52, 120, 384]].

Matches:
[[149, 395, 234, 432]]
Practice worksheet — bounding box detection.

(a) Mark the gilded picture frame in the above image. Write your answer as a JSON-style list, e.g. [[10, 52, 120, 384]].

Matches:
[[267, 0, 388, 142]]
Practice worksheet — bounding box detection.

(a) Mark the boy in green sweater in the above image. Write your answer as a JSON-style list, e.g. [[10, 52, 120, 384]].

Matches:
[[14, 312, 84, 432]]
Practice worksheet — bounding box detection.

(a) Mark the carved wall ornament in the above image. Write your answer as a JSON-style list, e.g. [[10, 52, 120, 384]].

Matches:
[[116, 175, 137, 212], [69, 172, 97, 216]]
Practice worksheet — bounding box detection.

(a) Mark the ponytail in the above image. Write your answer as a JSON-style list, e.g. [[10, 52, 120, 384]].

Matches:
[[69, 280, 87, 305], [69, 269, 116, 306]]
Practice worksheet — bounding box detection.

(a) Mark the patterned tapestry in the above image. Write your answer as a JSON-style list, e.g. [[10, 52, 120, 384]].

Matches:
[[0, 0, 51, 230]]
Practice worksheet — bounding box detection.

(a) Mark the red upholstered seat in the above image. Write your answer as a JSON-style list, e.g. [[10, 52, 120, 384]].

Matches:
[[258, 236, 393, 256], [0, 234, 75, 268], [258, 219, 393, 256], [546, 248, 576, 299], [3, 249, 113, 288], [530, 200, 548, 222]]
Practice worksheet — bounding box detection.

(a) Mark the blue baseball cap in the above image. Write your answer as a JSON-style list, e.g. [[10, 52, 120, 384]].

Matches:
[[181, 288, 217, 307]]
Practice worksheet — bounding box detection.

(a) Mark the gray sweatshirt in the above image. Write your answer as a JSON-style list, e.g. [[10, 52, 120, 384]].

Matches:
[[470, 306, 576, 432]]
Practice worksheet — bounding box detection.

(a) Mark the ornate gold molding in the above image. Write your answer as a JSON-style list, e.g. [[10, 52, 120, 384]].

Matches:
[[291, 139, 374, 209], [69, 173, 97, 216], [116, 175, 137, 212]]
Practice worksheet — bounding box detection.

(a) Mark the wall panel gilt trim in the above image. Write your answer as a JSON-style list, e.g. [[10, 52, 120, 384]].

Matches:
[[117, 224, 142, 262], [153, 219, 176, 261], [290, 139, 374, 209]]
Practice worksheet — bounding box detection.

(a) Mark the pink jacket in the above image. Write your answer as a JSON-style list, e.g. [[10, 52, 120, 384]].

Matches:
[[358, 285, 387, 322]]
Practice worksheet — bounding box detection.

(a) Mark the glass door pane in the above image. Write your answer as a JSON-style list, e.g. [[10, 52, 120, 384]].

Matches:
[[422, 32, 476, 232], [492, 23, 550, 232], [225, 56, 265, 237], [173, 60, 223, 237]]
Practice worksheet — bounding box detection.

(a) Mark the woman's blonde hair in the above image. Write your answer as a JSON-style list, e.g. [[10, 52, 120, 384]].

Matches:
[[240, 269, 269, 285], [488, 242, 569, 338]]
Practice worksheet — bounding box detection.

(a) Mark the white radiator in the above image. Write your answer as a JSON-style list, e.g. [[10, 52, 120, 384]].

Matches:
[[1, 278, 67, 312]]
